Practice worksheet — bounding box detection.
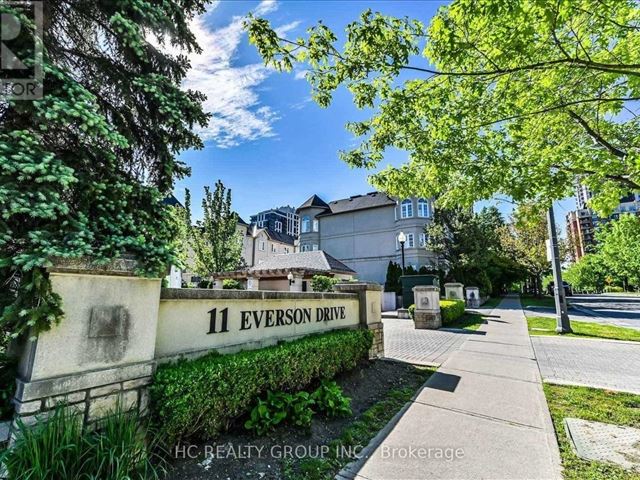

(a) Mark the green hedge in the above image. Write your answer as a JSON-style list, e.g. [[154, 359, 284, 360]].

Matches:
[[408, 300, 465, 325], [440, 300, 465, 324], [150, 329, 373, 442]]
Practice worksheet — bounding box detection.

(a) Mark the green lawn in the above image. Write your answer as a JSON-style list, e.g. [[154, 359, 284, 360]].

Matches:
[[544, 384, 640, 480], [520, 295, 557, 309], [527, 316, 640, 342], [444, 312, 486, 331]]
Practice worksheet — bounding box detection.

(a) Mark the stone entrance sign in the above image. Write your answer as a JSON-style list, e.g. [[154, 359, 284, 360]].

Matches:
[[444, 282, 464, 301], [157, 289, 360, 359], [11, 259, 384, 430]]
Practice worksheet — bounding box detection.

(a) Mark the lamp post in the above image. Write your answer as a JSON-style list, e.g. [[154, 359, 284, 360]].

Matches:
[[398, 231, 406, 275]]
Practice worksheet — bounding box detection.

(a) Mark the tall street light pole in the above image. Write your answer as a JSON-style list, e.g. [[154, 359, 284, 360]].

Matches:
[[547, 206, 572, 333], [398, 231, 406, 275]]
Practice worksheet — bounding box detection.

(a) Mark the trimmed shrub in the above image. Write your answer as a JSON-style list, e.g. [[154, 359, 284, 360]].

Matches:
[[222, 279, 244, 290], [408, 304, 416, 319], [311, 275, 339, 292], [440, 300, 465, 324], [151, 329, 373, 442]]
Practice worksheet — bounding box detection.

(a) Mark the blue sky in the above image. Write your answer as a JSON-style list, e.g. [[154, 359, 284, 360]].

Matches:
[[174, 0, 576, 230]]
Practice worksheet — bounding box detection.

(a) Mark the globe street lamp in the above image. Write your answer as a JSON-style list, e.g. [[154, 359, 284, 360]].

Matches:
[[398, 231, 406, 275]]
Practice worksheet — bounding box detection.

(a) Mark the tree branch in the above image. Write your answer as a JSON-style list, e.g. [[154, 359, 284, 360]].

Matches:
[[566, 109, 628, 158]]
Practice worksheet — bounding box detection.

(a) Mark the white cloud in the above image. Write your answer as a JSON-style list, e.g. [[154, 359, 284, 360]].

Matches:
[[294, 69, 309, 80], [157, 0, 298, 148], [275, 20, 301, 38], [254, 0, 278, 16]]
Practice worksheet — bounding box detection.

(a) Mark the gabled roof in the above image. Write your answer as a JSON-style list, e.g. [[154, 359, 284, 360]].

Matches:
[[250, 251, 355, 274], [298, 194, 330, 212], [320, 191, 395, 216], [237, 216, 249, 226], [264, 227, 296, 246], [162, 194, 183, 208]]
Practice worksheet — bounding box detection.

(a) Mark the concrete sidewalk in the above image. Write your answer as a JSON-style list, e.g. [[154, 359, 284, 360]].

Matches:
[[341, 296, 562, 480]]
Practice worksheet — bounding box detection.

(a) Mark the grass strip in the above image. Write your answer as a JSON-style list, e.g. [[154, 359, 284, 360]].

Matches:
[[544, 383, 640, 480], [528, 316, 640, 342]]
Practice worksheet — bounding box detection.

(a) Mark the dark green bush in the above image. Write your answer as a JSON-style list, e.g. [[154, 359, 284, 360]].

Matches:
[[0, 353, 16, 420], [441, 300, 465, 324], [151, 329, 373, 442]]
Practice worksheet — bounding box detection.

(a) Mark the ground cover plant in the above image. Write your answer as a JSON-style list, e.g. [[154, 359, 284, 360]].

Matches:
[[151, 329, 372, 442], [544, 384, 640, 480], [166, 361, 434, 480], [2, 405, 164, 480], [528, 316, 640, 342]]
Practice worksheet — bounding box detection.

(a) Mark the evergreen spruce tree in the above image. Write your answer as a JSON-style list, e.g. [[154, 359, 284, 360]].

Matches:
[[0, 1, 209, 337]]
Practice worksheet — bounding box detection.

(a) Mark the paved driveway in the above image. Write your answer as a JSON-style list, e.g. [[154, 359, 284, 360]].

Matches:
[[532, 336, 640, 394], [383, 318, 479, 366]]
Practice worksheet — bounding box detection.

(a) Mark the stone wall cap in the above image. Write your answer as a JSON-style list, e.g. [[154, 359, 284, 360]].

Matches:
[[466, 286, 480, 290], [333, 282, 383, 292], [444, 282, 464, 287], [46, 257, 147, 277], [161, 288, 358, 301], [412, 285, 439, 292]]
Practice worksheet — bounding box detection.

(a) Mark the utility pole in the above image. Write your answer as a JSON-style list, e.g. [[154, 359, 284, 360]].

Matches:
[[547, 206, 572, 333]]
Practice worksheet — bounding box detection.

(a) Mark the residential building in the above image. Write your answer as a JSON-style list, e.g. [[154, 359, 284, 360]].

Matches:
[[213, 250, 355, 292], [566, 186, 640, 261], [250, 206, 299, 243], [240, 222, 296, 268], [297, 192, 437, 284]]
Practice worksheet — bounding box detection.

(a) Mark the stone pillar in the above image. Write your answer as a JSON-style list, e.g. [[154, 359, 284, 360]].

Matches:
[[212, 278, 224, 290], [167, 265, 182, 288], [412, 286, 441, 329], [246, 276, 259, 291], [444, 282, 464, 301], [289, 275, 304, 292], [13, 258, 160, 429], [334, 283, 384, 358], [466, 286, 480, 308]]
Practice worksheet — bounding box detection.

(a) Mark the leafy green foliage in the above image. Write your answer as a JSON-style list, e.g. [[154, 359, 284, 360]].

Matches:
[[563, 254, 609, 293], [183, 181, 245, 278], [596, 214, 640, 289], [408, 304, 415, 319], [150, 329, 373, 442], [311, 380, 352, 418], [245, 391, 309, 435], [499, 205, 551, 296], [1, 1, 209, 337], [222, 279, 244, 290], [384, 261, 403, 294], [427, 206, 523, 296], [311, 275, 339, 292], [440, 300, 466, 324], [2, 405, 165, 479], [247, 2, 640, 214]]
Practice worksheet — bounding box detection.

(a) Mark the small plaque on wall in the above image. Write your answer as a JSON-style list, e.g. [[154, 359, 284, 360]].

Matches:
[[89, 306, 128, 338]]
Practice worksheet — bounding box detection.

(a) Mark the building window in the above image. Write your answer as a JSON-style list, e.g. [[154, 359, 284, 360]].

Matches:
[[259, 240, 266, 251], [313, 219, 319, 232], [312, 244, 319, 251], [401, 199, 413, 218], [406, 233, 415, 248], [418, 198, 429, 217], [301, 244, 311, 252], [301, 216, 311, 233], [275, 220, 282, 232], [284, 247, 290, 254], [271, 243, 277, 253], [419, 233, 427, 247]]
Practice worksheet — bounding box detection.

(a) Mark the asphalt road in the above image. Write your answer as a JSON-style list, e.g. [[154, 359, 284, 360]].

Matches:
[[528, 294, 640, 330]]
